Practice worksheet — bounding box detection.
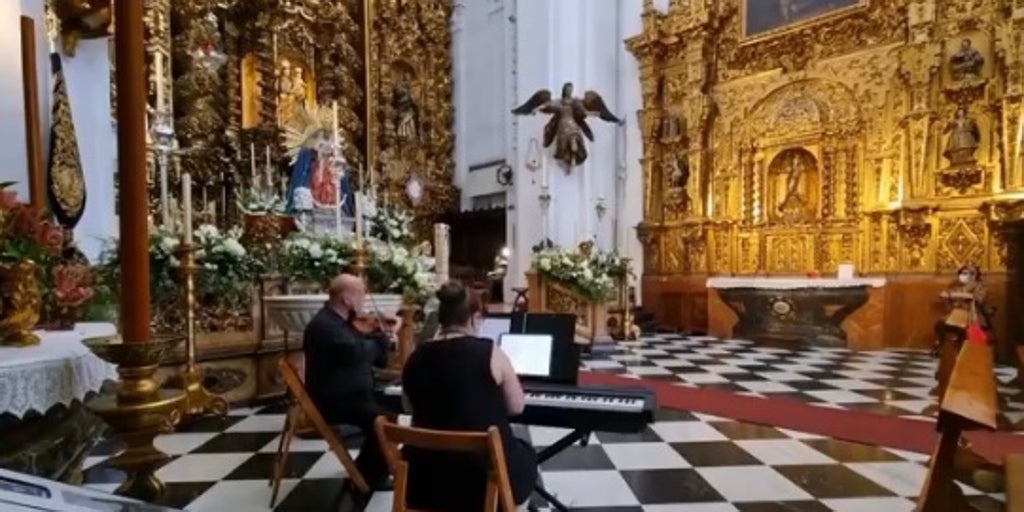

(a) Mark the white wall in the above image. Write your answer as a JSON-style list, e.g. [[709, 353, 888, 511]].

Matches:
[[452, 0, 509, 209], [453, 0, 647, 302], [0, 1, 116, 261]]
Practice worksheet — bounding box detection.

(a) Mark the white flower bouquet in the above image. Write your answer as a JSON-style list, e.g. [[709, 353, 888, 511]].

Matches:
[[192, 224, 254, 310], [365, 239, 436, 302], [237, 187, 287, 215], [368, 206, 415, 245], [279, 231, 358, 288], [532, 246, 630, 302]]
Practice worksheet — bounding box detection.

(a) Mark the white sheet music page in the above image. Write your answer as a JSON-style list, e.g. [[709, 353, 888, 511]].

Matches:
[[499, 334, 553, 377]]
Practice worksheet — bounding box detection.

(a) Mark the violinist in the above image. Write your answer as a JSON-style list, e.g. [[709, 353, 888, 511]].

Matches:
[[302, 272, 401, 492]]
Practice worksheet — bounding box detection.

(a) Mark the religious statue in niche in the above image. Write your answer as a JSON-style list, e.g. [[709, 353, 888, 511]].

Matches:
[[392, 76, 420, 146], [950, 38, 984, 81], [277, 59, 311, 127], [284, 106, 355, 232], [511, 82, 623, 168], [769, 148, 818, 222], [241, 56, 263, 129], [943, 107, 981, 166], [667, 154, 692, 212]]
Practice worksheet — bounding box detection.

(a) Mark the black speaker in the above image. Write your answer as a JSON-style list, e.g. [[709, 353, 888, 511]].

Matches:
[[510, 312, 579, 384]]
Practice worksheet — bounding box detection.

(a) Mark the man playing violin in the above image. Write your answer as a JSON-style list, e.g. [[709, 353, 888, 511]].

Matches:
[[303, 272, 402, 492]]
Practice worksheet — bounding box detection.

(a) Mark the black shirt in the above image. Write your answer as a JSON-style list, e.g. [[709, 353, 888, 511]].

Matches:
[[302, 304, 390, 411], [402, 336, 537, 510]]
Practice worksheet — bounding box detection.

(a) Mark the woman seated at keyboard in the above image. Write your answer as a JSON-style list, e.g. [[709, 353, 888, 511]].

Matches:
[[402, 281, 538, 511]]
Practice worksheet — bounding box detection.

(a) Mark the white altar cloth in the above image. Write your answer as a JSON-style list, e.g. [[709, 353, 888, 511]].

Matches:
[[706, 277, 887, 290], [0, 323, 118, 419]]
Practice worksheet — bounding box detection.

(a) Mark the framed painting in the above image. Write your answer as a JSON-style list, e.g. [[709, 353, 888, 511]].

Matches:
[[743, 0, 866, 39]]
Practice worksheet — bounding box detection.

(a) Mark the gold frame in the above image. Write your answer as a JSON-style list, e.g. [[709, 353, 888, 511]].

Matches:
[[741, 0, 868, 43]]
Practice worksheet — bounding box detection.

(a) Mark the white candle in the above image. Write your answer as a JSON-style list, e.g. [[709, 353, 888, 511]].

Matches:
[[334, 170, 343, 237], [332, 101, 340, 142], [182, 173, 193, 245], [250, 143, 257, 181]]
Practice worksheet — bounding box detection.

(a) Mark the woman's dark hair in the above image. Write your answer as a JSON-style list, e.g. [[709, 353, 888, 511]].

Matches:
[[436, 280, 483, 328]]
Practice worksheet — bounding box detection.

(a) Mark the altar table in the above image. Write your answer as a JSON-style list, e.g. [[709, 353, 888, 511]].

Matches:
[[0, 324, 117, 482], [0, 323, 118, 419], [706, 277, 888, 349]]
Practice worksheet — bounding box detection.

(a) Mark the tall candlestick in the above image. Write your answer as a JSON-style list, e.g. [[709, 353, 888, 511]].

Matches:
[[355, 190, 364, 242], [541, 153, 549, 188], [272, 33, 278, 64], [182, 173, 193, 244]]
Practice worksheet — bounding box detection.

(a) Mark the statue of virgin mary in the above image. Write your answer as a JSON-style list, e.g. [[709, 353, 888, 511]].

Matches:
[[283, 106, 355, 231]]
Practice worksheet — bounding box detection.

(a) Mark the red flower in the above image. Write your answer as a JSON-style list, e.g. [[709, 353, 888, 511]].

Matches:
[[53, 263, 94, 309]]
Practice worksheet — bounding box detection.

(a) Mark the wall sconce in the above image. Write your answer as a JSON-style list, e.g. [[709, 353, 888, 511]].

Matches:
[[496, 163, 513, 186]]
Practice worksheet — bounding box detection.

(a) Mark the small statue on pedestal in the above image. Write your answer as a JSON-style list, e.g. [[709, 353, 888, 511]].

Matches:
[[942, 107, 981, 167]]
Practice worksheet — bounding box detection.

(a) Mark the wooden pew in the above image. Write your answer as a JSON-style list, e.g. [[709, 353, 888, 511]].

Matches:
[[917, 338, 999, 512], [1007, 453, 1024, 512]]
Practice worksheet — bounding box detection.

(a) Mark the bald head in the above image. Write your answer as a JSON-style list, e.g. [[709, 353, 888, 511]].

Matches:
[[328, 273, 366, 313]]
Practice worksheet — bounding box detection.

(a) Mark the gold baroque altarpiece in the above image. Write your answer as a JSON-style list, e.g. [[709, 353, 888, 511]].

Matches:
[[139, 0, 456, 226], [628, 0, 1024, 277]]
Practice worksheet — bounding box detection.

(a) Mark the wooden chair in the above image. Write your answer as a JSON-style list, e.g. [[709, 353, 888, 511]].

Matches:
[[1007, 453, 1024, 512], [374, 416, 517, 512], [269, 359, 370, 507], [916, 338, 999, 512]]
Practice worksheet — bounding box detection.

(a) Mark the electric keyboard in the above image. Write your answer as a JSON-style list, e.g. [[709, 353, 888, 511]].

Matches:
[[379, 382, 655, 433]]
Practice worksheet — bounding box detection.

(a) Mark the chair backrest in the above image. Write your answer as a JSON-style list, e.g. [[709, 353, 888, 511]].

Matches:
[[374, 416, 517, 512], [278, 358, 370, 493]]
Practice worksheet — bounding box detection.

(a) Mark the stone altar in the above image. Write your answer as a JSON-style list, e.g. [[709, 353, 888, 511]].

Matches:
[[707, 277, 887, 349]]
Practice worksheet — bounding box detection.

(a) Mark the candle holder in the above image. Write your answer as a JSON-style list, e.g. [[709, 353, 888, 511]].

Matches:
[[84, 335, 185, 501], [175, 243, 229, 419], [352, 240, 368, 278], [619, 257, 640, 341]]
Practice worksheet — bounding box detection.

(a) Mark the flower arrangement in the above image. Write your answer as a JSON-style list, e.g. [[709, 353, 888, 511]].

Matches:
[[237, 187, 286, 215], [531, 245, 630, 303], [51, 262, 95, 327], [368, 206, 415, 245], [193, 224, 254, 312], [0, 184, 64, 265], [365, 239, 436, 302], [279, 232, 357, 289]]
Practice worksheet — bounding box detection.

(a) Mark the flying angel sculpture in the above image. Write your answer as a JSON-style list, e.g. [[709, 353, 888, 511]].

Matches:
[[511, 82, 624, 167]]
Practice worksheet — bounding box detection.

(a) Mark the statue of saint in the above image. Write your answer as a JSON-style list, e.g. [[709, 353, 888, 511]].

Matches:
[[668, 155, 691, 211], [943, 107, 981, 166], [393, 78, 420, 145], [950, 38, 984, 81], [778, 154, 806, 212], [512, 82, 623, 167]]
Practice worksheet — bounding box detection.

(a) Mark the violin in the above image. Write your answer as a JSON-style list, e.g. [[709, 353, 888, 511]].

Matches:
[[350, 294, 401, 336]]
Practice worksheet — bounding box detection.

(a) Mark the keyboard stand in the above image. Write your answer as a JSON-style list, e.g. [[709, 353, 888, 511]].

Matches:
[[529, 428, 591, 512]]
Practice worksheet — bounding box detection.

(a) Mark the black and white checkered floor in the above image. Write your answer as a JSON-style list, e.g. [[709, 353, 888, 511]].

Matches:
[[584, 334, 1024, 429], [80, 334, 1020, 511]]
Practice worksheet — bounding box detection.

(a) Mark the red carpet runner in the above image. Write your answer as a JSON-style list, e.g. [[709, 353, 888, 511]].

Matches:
[[580, 372, 1024, 464]]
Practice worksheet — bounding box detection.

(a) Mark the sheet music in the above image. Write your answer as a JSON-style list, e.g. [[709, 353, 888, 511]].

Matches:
[[478, 317, 511, 343], [500, 334, 553, 377]]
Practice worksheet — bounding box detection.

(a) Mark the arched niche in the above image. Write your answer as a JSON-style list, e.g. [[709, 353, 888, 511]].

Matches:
[[767, 148, 820, 222]]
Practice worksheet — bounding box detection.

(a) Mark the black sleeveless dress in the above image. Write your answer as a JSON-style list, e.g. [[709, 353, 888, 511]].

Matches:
[[402, 335, 538, 511]]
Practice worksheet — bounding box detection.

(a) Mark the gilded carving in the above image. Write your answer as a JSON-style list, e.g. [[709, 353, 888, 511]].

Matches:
[[629, 0, 1019, 278]]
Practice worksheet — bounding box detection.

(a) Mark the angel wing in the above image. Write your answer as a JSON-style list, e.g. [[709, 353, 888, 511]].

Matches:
[[581, 91, 623, 124], [511, 89, 553, 115]]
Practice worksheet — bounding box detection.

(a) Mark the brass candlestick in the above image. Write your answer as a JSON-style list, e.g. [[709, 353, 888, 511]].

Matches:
[[352, 242, 367, 277], [176, 243, 229, 418], [85, 336, 185, 501], [620, 258, 639, 341]]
